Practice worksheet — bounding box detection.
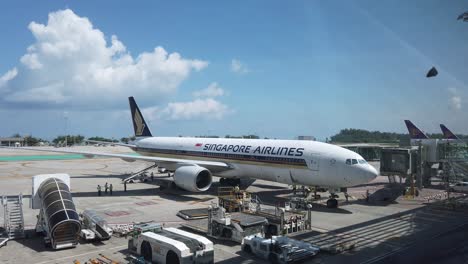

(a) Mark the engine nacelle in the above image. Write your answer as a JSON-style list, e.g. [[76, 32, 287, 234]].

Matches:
[[173, 166, 212, 192]]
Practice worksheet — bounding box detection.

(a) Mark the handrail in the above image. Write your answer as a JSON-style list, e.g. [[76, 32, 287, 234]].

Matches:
[[3, 197, 9, 236]]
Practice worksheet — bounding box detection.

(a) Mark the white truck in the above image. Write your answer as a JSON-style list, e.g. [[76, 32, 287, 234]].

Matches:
[[242, 235, 319, 264], [128, 223, 214, 264]]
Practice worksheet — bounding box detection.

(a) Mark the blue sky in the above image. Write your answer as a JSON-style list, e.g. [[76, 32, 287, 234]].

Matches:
[[0, 1, 467, 141]]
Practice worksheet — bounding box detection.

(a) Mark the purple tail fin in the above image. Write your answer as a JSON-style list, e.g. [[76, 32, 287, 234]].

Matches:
[[440, 124, 460, 140], [404, 120, 429, 139]]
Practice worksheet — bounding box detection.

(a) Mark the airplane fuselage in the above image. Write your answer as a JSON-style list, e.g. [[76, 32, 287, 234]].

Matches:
[[133, 137, 378, 189]]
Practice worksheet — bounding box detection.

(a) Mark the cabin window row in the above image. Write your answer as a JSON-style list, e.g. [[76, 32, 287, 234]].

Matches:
[[345, 159, 367, 165]]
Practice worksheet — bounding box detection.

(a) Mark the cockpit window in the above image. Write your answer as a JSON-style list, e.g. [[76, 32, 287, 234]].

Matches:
[[358, 159, 367, 164], [346, 159, 351, 165], [352, 159, 358, 165]]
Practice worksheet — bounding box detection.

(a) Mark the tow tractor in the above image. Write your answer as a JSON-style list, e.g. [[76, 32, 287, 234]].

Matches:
[[242, 235, 319, 264], [128, 222, 214, 264]]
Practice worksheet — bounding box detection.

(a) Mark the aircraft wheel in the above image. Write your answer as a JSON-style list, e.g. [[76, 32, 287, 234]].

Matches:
[[242, 245, 252, 253], [268, 253, 279, 264], [326, 199, 338, 208], [141, 241, 152, 262]]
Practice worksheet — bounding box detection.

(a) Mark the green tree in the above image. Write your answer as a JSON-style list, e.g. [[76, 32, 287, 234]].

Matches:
[[88, 136, 118, 143], [53, 135, 85, 146], [24, 136, 46, 146]]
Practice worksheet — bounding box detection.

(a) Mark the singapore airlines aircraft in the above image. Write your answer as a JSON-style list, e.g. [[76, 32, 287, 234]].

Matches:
[[14, 97, 378, 208]]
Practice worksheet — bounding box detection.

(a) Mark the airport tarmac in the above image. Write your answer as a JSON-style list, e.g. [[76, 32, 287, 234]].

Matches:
[[0, 146, 467, 263]]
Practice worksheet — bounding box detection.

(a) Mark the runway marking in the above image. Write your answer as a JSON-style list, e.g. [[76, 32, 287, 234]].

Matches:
[[105, 211, 131, 217], [36, 244, 127, 264], [135, 201, 157, 206]]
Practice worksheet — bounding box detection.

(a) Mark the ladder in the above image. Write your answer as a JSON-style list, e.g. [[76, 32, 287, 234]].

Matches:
[[2, 194, 25, 239]]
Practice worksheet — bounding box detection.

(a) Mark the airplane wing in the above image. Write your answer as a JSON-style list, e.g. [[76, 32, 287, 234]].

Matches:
[[85, 139, 137, 148], [4, 147, 232, 171]]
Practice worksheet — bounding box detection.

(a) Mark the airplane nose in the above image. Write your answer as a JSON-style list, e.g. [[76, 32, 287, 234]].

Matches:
[[366, 165, 378, 181]]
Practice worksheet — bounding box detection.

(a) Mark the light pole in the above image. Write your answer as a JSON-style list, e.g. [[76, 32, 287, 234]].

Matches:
[[63, 111, 68, 147]]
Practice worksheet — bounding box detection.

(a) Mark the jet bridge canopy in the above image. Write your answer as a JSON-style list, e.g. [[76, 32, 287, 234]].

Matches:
[[39, 177, 80, 234], [36, 176, 80, 248]]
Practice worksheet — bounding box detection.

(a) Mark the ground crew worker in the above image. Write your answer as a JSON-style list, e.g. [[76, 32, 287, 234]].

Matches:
[[109, 184, 113, 195], [366, 189, 370, 202], [151, 172, 154, 182], [97, 185, 102, 196], [104, 182, 108, 194], [345, 192, 349, 202], [124, 181, 127, 192]]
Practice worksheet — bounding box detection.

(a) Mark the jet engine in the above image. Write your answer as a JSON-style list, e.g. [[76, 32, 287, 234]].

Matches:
[[173, 166, 212, 192]]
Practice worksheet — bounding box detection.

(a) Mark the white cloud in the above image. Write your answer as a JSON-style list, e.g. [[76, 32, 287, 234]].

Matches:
[[7, 82, 69, 103], [2, 9, 208, 107], [230, 59, 249, 74], [449, 88, 462, 110], [143, 98, 230, 121], [0, 68, 18, 88], [20, 53, 42, 69], [192, 82, 225, 98], [163, 98, 229, 120], [451, 96, 461, 110]]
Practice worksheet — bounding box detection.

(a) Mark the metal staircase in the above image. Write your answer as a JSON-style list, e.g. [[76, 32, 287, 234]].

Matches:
[[2, 194, 25, 239]]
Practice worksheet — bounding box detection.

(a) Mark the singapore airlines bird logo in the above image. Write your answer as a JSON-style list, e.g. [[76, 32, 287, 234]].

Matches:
[[134, 110, 145, 136]]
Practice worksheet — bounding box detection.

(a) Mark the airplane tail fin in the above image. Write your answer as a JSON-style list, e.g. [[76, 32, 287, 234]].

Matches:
[[404, 120, 429, 139], [129, 96, 152, 137], [440, 124, 459, 140]]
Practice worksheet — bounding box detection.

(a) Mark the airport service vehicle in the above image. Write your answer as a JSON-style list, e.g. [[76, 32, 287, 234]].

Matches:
[[11, 97, 378, 208], [80, 229, 95, 241], [450, 182, 468, 193], [128, 223, 214, 264], [242, 235, 320, 264], [181, 203, 267, 243], [80, 210, 113, 241]]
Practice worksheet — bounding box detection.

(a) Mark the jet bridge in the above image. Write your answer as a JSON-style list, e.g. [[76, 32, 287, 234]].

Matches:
[[32, 174, 81, 249]]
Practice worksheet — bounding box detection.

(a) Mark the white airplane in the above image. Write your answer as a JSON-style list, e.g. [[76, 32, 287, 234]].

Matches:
[[13, 97, 378, 208]]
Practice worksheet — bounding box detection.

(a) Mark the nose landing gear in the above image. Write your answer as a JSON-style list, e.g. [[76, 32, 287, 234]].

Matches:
[[327, 189, 338, 208], [326, 193, 339, 208]]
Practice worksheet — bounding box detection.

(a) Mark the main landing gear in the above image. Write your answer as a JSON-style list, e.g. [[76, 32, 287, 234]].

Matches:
[[219, 178, 241, 186], [326, 193, 339, 208]]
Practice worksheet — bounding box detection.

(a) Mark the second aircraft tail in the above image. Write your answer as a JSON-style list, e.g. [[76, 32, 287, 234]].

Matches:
[[404, 120, 429, 139], [440, 124, 460, 140]]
